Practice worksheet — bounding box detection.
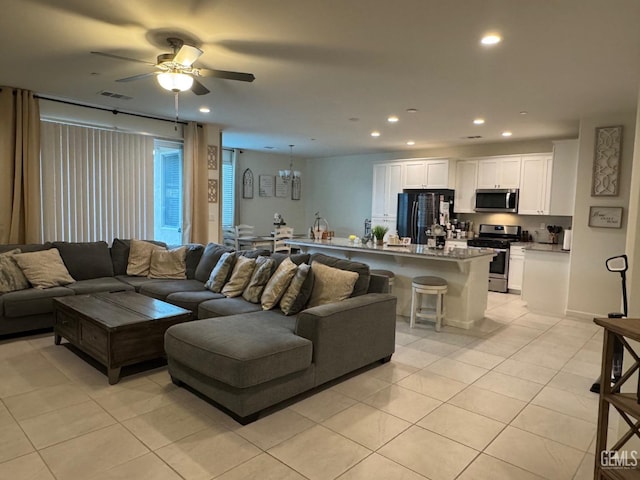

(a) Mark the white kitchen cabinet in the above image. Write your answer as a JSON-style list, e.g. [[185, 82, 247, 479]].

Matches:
[[402, 159, 449, 189], [518, 154, 552, 215], [549, 139, 578, 216], [371, 162, 403, 229], [477, 156, 521, 189], [508, 245, 525, 292], [454, 160, 478, 213]]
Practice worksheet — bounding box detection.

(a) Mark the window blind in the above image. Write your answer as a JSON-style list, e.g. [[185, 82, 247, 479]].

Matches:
[[221, 148, 236, 227], [40, 121, 154, 242]]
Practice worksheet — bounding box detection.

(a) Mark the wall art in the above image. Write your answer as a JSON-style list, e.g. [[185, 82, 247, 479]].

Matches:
[[259, 175, 274, 197], [592, 125, 622, 196], [242, 168, 254, 199], [588, 206, 623, 228], [275, 176, 288, 197], [292, 176, 301, 200], [208, 179, 218, 204], [207, 145, 218, 170]]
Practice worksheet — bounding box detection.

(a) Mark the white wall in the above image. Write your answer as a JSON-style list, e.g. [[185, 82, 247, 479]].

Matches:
[[625, 89, 640, 317], [566, 111, 637, 318], [235, 149, 307, 235], [304, 139, 556, 237]]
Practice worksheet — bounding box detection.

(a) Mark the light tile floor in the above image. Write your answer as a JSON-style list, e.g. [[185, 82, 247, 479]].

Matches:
[[0, 293, 614, 479]]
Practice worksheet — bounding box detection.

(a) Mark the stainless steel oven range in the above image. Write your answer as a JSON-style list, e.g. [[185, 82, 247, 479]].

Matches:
[[467, 224, 521, 293]]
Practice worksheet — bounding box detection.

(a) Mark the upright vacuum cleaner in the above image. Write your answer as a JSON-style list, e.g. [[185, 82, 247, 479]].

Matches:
[[590, 254, 628, 394]]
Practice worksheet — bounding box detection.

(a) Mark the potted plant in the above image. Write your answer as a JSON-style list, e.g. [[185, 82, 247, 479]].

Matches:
[[371, 225, 388, 245]]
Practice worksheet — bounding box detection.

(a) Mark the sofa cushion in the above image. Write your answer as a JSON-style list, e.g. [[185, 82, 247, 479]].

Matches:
[[0, 243, 51, 254], [309, 253, 370, 297], [280, 263, 313, 316], [242, 256, 275, 303], [194, 243, 234, 283], [53, 241, 114, 280], [183, 244, 204, 279], [198, 297, 263, 318], [65, 278, 135, 295], [127, 239, 166, 276], [110, 238, 167, 276], [0, 249, 30, 293], [14, 249, 75, 289], [149, 246, 187, 279], [261, 257, 297, 310], [204, 252, 235, 293], [115, 275, 171, 292], [222, 256, 256, 298], [307, 261, 359, 308], [271, 253, 310, 268], [139, 279, 206, 301], [166, 290, 224, 312], [2, 286, 74, 317], [164, 311, 312, 388]]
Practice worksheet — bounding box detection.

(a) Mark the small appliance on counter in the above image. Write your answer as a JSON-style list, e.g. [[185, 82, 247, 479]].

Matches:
[[562, 228, 572, 251]]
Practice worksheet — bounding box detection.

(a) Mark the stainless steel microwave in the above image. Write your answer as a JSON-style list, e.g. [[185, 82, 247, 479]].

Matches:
[[474, 189, 519, 213]]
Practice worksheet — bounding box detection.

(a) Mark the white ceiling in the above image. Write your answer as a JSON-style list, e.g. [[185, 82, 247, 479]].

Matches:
[[2, 0, 639, 157]]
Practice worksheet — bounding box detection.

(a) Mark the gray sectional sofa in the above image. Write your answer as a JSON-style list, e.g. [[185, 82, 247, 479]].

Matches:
[[0, 239, 397, 423]]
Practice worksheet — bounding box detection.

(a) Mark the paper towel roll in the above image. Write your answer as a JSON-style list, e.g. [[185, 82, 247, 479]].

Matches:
[[562, 229, 572, 250]]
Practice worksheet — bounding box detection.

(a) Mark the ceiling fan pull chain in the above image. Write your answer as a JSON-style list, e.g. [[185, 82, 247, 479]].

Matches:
[[174, 92, 179, 131]]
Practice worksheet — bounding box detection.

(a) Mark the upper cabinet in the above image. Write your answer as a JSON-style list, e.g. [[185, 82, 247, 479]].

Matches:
[[402, 159, 450, 189], [454, 160, 478, 213], [549, 139, 579, 216], [371, 162, 403, 221], [518, 154, 552, 215], [476, 156, 521, 189]]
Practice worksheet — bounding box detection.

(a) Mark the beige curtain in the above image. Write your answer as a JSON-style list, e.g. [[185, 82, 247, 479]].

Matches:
[[183, 122, 209, 244], [0, 87, 41, 244]]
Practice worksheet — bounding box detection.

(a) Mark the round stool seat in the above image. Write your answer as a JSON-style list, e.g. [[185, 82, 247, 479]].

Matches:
[[371, 269, 395, 278], [412, 276, 447, 287]]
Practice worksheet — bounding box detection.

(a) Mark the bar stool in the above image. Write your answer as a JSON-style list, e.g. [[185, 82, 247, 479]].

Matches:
[[410, 276, 447, 331], [371, 269, 395, 293]]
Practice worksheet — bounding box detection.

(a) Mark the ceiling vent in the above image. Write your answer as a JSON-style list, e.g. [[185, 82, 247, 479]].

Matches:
[[463, 135, 483, 139], [98, 91, 133, 100]]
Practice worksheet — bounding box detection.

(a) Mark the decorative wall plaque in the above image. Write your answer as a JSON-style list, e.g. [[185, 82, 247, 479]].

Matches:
[[207, 145, 218, 170], [275, 176, 288, 197], [208, 179, 218, 203], [292, 176, 301, 200], [259, 175, 274, 197], [589, 206, 623, 228], [592, 126, 622, 196], [242, 168, 254, 199]]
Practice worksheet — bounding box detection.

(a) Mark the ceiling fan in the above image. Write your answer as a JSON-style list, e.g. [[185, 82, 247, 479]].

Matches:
[[91, 37, 255, 96]]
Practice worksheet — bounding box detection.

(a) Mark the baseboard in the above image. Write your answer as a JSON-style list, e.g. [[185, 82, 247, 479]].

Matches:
[[564, 309, 600, 320]]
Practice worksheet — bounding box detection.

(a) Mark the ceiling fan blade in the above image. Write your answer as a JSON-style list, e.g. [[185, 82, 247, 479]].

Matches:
[[116, 72, 157, 82], [91, 51, 156, 66], [198, 68, 255, 82], [191, 79, 210, 96], [173, 44, 203, 67]]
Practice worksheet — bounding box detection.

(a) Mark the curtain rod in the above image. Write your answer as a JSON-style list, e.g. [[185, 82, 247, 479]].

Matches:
[[34, 94, 191, 126]]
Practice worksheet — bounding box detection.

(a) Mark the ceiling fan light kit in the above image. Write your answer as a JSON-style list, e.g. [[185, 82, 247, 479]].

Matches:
[[157, 71, 194, 92]]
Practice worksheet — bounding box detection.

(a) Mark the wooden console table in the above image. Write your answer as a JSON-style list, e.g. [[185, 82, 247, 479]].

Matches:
[[54, 292, 192, 384], [593, 317, 640, 479]]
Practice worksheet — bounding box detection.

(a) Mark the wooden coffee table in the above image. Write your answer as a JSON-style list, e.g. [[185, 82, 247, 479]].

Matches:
[[53, 291, 192, 384]]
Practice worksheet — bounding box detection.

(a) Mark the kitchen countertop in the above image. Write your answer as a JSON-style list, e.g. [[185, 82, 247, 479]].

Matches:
[[525, 243, 570, 254]]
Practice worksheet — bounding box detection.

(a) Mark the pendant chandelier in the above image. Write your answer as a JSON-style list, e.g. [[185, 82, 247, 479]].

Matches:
[[279, 145, 301, 183]]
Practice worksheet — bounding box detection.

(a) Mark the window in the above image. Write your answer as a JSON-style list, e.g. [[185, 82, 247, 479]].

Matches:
[[221, 148, 236, 227], [153, 140, 184, 245]]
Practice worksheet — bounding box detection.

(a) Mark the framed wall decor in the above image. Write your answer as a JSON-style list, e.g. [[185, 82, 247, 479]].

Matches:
[[291, 176, 301, 200], [207, 145, 218, 170], [592, 125, 622, 196], [208, 179, 218, 203], [589, 206, 623, 228], [259, 175, 274, 197], [275, 176, 288, 197], [242, 168, 254, 198]]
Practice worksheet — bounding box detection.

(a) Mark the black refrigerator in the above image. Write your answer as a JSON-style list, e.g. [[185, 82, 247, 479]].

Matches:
[[397, 189, 455, 244]]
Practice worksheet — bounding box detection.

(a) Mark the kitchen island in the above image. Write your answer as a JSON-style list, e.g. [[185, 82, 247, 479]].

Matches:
[[288, 237, 495, 329]]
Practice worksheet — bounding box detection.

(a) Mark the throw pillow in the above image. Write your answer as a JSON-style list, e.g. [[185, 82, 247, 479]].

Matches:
[[13, 248, 75, 289], [127, 239, 166, 276], [242, 256, 275, 303], [307, 261, 359, 307], [53, 241, 114, 280], [221, 255, 257, 297], [309, 253, 370, 297], [261, 257, 297, 310], [194, 243, 234, 282], [204, 252, 235, 293], [111, 238, 167, 276], [280, 263, 313, 315], [0, 249, 30, 293], [148, 246, 188, 279]]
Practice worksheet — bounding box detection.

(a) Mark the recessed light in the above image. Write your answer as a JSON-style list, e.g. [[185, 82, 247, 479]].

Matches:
[[264, 146, 275, 149], [481, 34, 502, 45], [519, 111, 528, 115], [406, 140, 415, 146], [370, 131, 381, 137], [473, 118, 485, 125], [406, 108, 418, 113], [501, 131, 513, 137], [387, 115, 399, 123], [348, 117, 360, 122], [199, 107, 210, 113]]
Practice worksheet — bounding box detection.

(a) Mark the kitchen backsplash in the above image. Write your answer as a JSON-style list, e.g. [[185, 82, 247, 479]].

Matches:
[[457, 213, 573, 241]]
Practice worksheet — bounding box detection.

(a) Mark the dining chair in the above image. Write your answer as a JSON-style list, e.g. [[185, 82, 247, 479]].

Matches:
[[273, 226, 294, 254], [234, 224, 255, 250], [222, 226, 236, 249]]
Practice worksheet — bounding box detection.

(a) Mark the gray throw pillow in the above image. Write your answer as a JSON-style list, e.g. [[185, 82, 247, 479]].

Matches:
[[280, 263, 314, 315], [261, 257, 297, 310], [242, 256, 275, 303], [194, 243, 234, 282], [204, 252, 235, 293], [0, 249, 30, 293], [53, 241, 114, 280]]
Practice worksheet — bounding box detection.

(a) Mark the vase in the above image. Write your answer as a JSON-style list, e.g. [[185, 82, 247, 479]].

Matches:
[[375, 239, 384, 246]]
